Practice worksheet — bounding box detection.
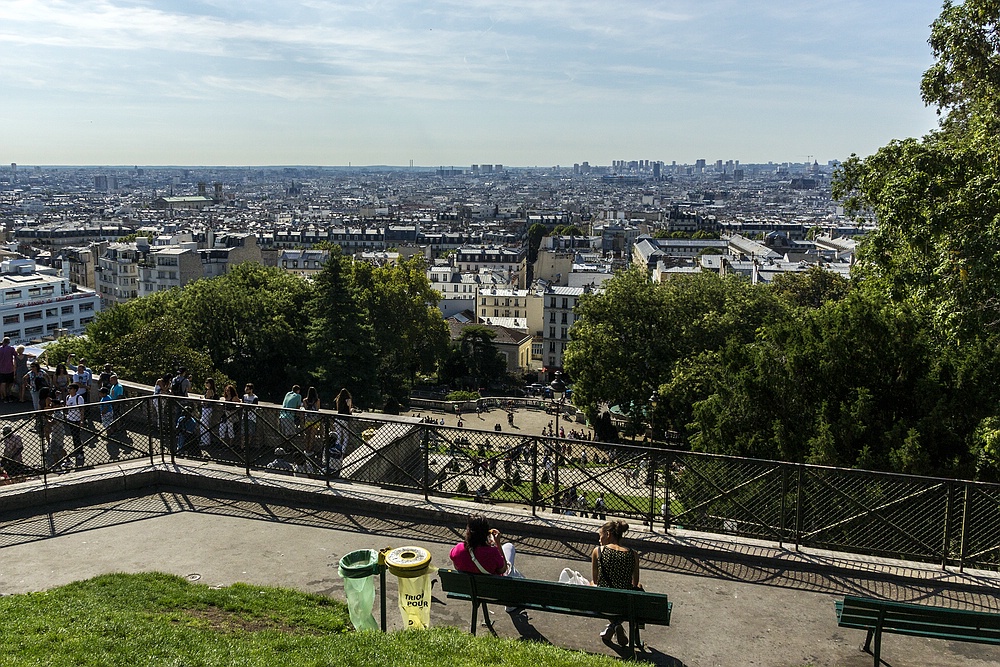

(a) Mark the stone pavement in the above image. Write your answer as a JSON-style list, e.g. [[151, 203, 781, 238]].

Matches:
[[2, 462, 1000, 666]]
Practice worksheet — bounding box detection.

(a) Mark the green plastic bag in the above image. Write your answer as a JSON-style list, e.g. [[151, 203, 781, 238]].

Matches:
[[341, 574, 378, 631]]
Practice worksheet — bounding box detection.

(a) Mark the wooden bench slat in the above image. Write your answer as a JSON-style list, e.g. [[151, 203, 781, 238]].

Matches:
[[439, 568, 672, 656], [835, 595, 1000, 667]]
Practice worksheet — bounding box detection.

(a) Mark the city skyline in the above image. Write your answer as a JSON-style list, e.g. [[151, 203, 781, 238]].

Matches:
[[2, 1, 944, 167]]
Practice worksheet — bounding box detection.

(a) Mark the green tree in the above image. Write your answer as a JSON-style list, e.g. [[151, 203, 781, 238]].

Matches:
[[442, 325, 506, 390], [177, 263, 312, 398], [349, 257, 449, 402], [771, 266, 851, 309], [526, 223, 547, 284], [306, 248, 379, 406], [565, 269, 786, 438]]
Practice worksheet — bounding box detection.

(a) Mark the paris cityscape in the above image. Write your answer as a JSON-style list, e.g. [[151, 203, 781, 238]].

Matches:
[[2, 1, 999, 666]]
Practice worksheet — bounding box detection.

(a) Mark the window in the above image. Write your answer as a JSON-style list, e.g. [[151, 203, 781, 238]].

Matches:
[[562, 298, 568, 309], [28, 288, 41, 297], [80, 302, 94, 312], [561, 313, 568, 324], [2, 315, 19, 325], [549, 326, 555, 337], [3, 330, 19, 339], [561, 328, 567, 339], [80, 317, 94, 325], [62, 305, 74, 315], [549, 341, 556, 352], [4, 290, 21, 300], [549, 297, 556, 308], [62, 320, 75, 329], [24, 325, 43, 336], [24, 310, 42, 321], [41, 286, 54, 295], [549, 313, 556, 323], [46, 323, 58, 332]]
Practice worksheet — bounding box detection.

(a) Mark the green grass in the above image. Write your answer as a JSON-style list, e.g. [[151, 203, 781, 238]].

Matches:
[[0, 572, 618, 667]]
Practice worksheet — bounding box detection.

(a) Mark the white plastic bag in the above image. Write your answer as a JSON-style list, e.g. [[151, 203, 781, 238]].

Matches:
[[558, 567, 590, 586]]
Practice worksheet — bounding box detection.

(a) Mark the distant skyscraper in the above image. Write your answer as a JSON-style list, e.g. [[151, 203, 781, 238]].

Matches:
[[653, 162, 661, 180], [10, 163, 16, 184], [94, 175, 108, 191]]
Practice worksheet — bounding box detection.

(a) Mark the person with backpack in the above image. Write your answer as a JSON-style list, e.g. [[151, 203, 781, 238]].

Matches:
[[170, 367, 190, 397], [23, 361, 50, 411]]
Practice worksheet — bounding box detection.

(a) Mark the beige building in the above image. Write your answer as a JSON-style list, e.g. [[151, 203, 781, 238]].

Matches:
[[138, 245, 202, 297], [96, 242, 142, 307]]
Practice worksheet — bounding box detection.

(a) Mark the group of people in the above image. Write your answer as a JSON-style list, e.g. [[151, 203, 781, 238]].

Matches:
[[450, 514, 641, 648], [0, 348, 132, 473]]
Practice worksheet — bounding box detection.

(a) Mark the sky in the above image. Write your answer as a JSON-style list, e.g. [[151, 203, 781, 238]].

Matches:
[[0, 0, 947, 167]]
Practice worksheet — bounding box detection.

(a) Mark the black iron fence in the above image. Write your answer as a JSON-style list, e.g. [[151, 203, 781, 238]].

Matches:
[[2, 395, 999, 572]]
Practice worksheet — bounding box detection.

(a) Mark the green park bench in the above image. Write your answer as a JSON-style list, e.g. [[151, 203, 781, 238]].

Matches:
[[835, 595, 1000, 666], [438, 568, 672, 657]]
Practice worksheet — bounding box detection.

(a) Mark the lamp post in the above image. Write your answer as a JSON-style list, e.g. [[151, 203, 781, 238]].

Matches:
[[648, 392, 658, 443]]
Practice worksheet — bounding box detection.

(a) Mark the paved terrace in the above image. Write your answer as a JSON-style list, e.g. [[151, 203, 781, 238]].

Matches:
[[2, 460, 999, 667]]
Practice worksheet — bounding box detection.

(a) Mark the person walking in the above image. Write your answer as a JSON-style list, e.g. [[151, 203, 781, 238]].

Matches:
[[0, 338, 18, 403]]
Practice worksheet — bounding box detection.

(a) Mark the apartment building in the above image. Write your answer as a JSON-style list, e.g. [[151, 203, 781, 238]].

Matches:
[[0, 259, 100, 344]]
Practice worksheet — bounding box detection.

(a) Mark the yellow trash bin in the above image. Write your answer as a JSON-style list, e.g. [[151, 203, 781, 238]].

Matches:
[[385, 546, 434, 629]]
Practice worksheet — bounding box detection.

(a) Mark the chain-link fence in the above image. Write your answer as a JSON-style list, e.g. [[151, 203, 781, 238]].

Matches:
[[3, 395, 1000, 571]]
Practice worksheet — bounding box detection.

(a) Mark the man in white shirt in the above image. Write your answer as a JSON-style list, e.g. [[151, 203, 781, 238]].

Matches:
[[64, 382, 86, 468]]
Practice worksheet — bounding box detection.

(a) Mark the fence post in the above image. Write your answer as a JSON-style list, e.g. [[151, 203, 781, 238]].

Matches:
[[422, 426, 430, 502], [941, 481, 954, 569], [959, 483, 971, 573], [147, 396, 155, 466], [168, 398, 177, 466], [794, 464, 804, 552], [662, 451, 672, 532], [779, 464, 788, 549], [531, 437, 538, 517], [647, 453, 656, 531], [244, 407, 251, 477]]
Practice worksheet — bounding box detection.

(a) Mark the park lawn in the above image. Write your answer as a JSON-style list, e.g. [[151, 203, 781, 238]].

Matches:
[[0, 572, 617, 667]]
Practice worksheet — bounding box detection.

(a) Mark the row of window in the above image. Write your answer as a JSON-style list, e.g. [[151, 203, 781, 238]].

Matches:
[[548, 327, 569, 339], [3, 318, 92, 340], [3, 285, 56, 300], [549, 312, 572, 324], [2, 303, 92, 325]]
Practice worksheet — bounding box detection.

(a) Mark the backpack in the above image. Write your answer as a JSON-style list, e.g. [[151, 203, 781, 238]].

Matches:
[[170, 375, 186, 396]]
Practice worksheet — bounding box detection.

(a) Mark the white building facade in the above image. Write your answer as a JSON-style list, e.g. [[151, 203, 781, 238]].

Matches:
[[0, 259, 100, 344]]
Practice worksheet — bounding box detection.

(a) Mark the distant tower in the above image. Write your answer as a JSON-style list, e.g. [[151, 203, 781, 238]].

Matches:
[[653, 162, 661, 180], [198, 182, 207, 196], [10, 163, 16, 184], [214, 182, 223, 203]]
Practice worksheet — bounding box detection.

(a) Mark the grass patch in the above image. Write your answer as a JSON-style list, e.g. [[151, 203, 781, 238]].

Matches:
[[0, 572, 617, 666]]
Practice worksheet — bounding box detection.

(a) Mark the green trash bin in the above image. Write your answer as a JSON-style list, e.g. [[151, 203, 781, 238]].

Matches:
[[339, 549, 383, 631]]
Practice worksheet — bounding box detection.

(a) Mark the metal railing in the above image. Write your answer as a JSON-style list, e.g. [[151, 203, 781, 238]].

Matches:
[[2, 395, 999, 572]]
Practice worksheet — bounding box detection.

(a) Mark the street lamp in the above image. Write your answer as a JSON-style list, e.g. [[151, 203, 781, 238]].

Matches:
[[648, 392, 658, 443]]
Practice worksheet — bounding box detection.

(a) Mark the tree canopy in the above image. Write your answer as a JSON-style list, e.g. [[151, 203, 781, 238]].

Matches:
[[69, 256, 450, 407], [565, 3, 1000, 480]]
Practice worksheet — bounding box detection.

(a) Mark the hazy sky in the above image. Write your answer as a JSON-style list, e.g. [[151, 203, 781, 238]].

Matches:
[[0, 1, 945, 166]]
